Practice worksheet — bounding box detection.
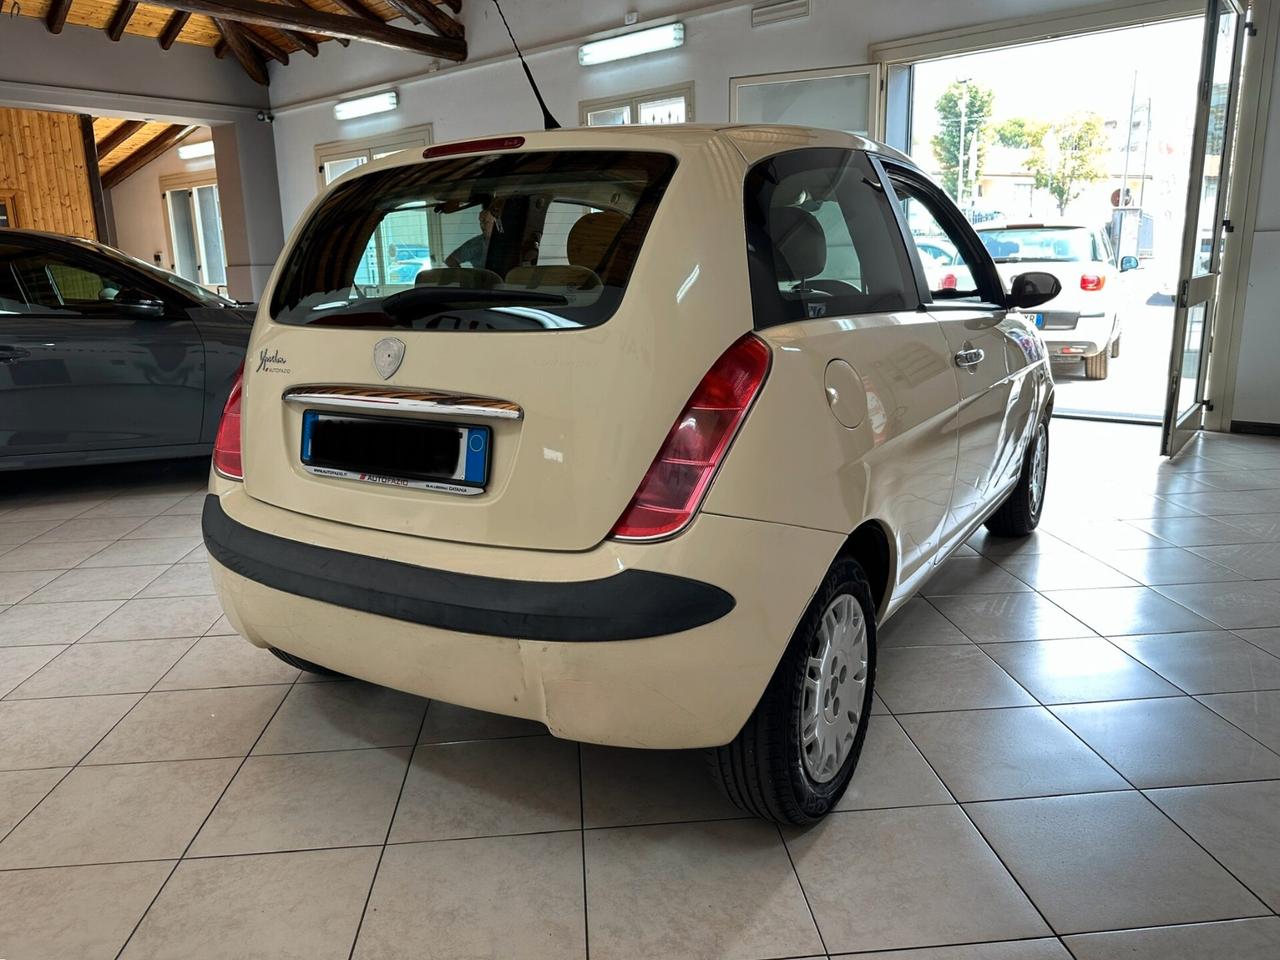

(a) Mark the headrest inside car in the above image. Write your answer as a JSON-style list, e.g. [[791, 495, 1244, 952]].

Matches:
[[567, 211, 626, 271], [769, 207, 827, 282]]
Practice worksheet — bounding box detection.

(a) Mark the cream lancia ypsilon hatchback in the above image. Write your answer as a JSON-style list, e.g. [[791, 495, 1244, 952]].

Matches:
[[204, 125, 1059, 823]]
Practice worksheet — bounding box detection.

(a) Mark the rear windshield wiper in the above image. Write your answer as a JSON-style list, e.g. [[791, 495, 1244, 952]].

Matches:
[[381, 286, 568, 321]]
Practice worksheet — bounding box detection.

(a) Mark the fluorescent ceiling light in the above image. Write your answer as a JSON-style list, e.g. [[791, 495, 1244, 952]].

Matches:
[[334, 90, 399, 121], [579, 23, 684, 66], [177, 141, 215, 160]]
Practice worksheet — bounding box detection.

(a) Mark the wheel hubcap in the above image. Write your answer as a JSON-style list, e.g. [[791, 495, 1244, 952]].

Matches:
[[1029, 423, 1048, 514], [801, 593, 869, 783]]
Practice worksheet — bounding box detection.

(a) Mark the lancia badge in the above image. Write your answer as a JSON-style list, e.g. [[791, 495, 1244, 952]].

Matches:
[[373, 337, 406, 380]]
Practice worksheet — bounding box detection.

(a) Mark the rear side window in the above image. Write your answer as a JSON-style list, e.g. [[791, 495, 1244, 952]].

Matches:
[[271, 150, 677, 331], [744, 148, 916, 328]]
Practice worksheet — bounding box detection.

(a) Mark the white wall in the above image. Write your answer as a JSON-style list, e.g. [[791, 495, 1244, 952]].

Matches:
[[1230, 15, 1280, 428], [265, 0, 1119, 232], [108, 130, 215, 271]]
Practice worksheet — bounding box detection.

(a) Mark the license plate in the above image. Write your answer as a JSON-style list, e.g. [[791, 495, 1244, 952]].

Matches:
[[1032, 313, 1045, 328], [300, 410, 489, 496]]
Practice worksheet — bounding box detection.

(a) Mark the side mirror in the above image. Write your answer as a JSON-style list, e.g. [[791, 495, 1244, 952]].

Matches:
[[1007, 271, 1061, 311], [114, 290, 166, 317], [1119, 255, 1140, 272]]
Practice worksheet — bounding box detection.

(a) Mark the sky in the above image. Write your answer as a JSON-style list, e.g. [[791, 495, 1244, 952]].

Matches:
[[910, 17, 1205, 163]]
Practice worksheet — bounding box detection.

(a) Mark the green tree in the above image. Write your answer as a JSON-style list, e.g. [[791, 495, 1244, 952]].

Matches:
[[1025, 113, 1108, 216], [993, 117, 1048, 149], [930, 81, 995, 203]]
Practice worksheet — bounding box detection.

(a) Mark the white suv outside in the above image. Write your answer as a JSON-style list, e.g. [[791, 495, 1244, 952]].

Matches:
[[976, 222, 1135, 380]]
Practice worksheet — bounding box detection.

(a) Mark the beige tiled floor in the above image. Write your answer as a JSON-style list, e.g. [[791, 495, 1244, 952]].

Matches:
[[3, 423, 1280, 958]]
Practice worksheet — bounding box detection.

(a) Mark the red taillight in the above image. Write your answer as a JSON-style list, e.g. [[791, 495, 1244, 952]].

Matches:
[[611, 335, 771, 541], [212, 365, 244, 481], [941, 273, 958, 290], [423, 136, 525, 159], [1080, 274, 1105, 291]]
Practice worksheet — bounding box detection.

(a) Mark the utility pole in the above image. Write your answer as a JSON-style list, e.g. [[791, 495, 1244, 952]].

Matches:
[[1116, 70, 1137, 267], [1139, 96, 1153, 208], [956, 77, 970, 208]]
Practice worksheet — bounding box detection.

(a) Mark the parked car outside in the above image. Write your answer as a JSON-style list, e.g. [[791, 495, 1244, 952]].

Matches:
[[0, 230, 252, 470], [977, 222, 1135, 380], [203, 125, 1057, 823]]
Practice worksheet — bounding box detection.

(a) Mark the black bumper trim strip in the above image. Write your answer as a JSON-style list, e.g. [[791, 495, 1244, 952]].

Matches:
[[201, 495, 735, 642]]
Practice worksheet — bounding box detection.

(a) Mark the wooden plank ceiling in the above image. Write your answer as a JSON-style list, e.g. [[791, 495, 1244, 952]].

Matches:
[[91, 117, 198, 188], [15, 0, 464, 85]]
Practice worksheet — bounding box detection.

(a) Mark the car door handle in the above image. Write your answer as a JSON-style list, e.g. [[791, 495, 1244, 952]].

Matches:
[[954, 347, 985, 368], [0, 346, 31, 364]]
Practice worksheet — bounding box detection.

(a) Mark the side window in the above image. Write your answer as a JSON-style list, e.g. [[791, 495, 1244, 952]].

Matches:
[[886, 174, 1000, 305], [9, 251, 149, 315], [744, 148, 918, 328]]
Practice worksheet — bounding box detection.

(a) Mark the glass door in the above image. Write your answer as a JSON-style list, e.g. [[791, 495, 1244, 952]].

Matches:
[[165, 184, 228, 292], [1162, 0, 1247, 455], [730, 64, 880, 135]]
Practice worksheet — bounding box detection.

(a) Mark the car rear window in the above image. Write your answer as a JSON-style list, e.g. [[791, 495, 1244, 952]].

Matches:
[[978, 227, 1094, 263], [270, 150, 677, 331]]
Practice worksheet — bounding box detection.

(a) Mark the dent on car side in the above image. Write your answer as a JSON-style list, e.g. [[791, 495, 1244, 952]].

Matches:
[[206, 124, 1053, 753]]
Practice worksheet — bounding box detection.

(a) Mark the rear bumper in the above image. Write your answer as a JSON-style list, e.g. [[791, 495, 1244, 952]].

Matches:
[[204, 484, 843, 748], [203, 495, 734, 642], [1043, 312, 1115, 358]]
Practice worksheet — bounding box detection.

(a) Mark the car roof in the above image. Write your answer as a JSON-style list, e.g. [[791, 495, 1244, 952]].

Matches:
[[976, 221, 1093, 231], [336, 123, 919, 186]]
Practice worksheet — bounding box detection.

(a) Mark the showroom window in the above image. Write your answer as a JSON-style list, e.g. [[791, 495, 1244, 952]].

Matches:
[[743, 147, 917, 328], [579, 83, 694, 126], [161, 176, 227, 292]]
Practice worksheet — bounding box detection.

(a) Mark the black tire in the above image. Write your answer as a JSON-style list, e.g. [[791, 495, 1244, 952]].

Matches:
[[985, 415, 1050, 537], [709, 557, 876, 825], [267, 646, 345, 677], [1084, 350, 1109, 380], [1110, 335, 1121, 359]]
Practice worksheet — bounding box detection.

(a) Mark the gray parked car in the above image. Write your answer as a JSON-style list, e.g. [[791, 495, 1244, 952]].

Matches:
[[0, 230, 252, 470]]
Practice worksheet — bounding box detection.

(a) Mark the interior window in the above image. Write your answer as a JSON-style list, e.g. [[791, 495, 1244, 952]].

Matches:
[[886, 175, 994, 304], [743, 147, 916, 328], [0, 259, 29, 315]]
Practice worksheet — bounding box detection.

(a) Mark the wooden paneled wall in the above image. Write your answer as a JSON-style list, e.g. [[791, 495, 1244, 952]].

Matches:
[[0, 107, 99, 240]]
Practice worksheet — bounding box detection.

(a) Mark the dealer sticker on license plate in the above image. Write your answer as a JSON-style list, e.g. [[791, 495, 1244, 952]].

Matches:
[[1032, 313, 1046, 328], [300, 409, 489, 496]]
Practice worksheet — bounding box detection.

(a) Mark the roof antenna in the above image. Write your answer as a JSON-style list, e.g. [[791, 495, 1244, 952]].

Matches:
[[492, 0, 561, 130]]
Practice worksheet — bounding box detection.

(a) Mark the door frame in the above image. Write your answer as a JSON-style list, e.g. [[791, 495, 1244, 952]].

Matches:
[[1163, 0, 1248, 455]]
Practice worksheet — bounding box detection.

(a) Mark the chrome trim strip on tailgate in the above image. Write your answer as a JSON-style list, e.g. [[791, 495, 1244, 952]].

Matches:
[[283, 385, 523, 421]]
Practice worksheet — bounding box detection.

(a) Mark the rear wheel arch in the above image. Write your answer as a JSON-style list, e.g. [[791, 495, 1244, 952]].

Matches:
[[840, 520, 894, 619]]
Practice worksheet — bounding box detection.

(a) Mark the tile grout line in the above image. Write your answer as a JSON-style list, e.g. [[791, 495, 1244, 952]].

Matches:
[[775, 821, 830, 957], [344, 697, 433, 960], [578, 740, 591, 960], [110, 661, 306, 960]]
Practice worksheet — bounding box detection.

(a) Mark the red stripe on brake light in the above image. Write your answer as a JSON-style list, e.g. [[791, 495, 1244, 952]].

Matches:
[[424, 137, 525, 159], [1080, 274, 1105, 291], [611, 335, 771, 541], [212, 364, 244, 481]]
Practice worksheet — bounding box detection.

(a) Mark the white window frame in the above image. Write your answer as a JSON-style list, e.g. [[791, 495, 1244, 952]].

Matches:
[[159, 170, 226, 290], [729, 63, 881, 136], [578, 82, 695, 127], [314, 123, 434, 192]]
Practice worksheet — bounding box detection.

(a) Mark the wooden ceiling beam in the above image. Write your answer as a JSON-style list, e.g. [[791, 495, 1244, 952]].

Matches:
[[45, 0, 74, 33], [158, 10, 191, 48], [143, 0, 466, 59], [395, 0, 462, 39], [287, 30, 320, 56], [95, 118, 147, 159], [278, 0, 348, 46], [101, 125, 196, 189], [241, 26, 290, 65], [106, 0, 139, 40], [439, 0, 460, 13], [215, 18, 270, 85]]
